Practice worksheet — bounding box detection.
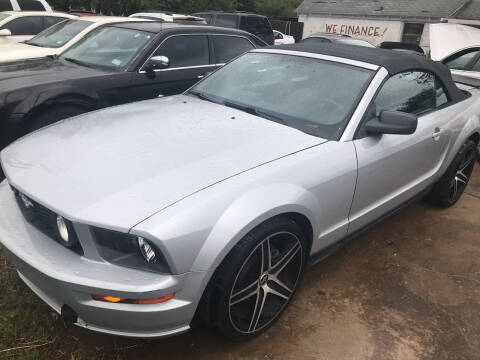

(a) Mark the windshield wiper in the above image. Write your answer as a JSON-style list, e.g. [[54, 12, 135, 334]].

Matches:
[[222, 100, 286, 125], [24, 41, 47, 47], [188, 90, 220, 104], [63, 57, 93, 68]]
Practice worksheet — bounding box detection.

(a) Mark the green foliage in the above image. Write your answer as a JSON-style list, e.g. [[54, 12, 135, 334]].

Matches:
[[49, 0, 302, 18]]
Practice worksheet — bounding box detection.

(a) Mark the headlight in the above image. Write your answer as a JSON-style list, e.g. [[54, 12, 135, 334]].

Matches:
[[92, 227, 170, 274]]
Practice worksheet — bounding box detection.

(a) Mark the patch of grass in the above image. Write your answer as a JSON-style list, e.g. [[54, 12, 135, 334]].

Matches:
[[0, 249, 59, 359]]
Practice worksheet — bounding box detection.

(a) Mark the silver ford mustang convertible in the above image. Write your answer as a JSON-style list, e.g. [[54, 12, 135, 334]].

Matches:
[[0, 44, 479, 341]]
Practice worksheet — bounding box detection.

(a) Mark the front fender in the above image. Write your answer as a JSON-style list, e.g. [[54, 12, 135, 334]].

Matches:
[[190, 183, 320, 272]]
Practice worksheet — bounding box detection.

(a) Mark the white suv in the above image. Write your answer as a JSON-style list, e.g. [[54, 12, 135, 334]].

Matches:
[[0, 0, 52, 11]]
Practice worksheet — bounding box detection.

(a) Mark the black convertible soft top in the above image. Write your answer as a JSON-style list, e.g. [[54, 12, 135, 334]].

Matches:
[[273, 43, 467, 102]]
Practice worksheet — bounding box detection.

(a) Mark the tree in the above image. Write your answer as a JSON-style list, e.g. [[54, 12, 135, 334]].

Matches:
[[50, 0, 300, 18]]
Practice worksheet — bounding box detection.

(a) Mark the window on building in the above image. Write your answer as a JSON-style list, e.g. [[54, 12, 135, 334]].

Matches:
[[402, 23, 424, 45]]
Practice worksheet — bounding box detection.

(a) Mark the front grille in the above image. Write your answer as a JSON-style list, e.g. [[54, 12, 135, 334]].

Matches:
[[11, 187, 83, 255]]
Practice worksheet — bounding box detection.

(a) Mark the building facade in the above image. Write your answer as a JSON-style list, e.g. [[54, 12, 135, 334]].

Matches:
[[296, 0, 480, 53]]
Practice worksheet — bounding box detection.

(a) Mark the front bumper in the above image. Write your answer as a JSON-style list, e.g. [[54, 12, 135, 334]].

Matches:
[[0, 181, 210, 338]]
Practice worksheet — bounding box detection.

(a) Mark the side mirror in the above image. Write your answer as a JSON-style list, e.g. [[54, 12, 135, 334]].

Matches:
[[144, 56, 169, 72], [0, 29, 12, 37], [365, 110, 418, 135]]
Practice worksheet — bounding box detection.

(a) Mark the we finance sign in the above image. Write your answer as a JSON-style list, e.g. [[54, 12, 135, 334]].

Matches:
[[301, 16, 404, 45]]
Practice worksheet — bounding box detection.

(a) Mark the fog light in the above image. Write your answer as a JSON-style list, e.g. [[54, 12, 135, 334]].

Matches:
[[56, 215, 69, 243], [138, 237, 156, 263], [92, 293, 174, 304]]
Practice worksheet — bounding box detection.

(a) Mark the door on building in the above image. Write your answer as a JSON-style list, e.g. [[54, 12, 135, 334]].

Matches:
[[402, 23, 425, 44]]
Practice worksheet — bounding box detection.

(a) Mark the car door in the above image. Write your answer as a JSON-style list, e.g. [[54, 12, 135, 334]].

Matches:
[[210, 34, 256, 65], [348, 71, 452, 233], [130, 34, 216, 99]]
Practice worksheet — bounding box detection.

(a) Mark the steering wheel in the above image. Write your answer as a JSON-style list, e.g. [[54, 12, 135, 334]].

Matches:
[[317, 98, 343, 113]]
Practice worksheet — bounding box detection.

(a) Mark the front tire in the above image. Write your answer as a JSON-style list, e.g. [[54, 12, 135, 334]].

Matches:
[[427, 140, 476, 208], [205, 216, 307, 341]]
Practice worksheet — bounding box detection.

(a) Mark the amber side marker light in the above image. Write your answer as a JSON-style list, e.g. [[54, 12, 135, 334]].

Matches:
[[92, 293, 174, 304]]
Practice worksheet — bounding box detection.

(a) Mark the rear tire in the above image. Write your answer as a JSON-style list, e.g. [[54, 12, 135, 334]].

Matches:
[[28, 105, 89, 132], [427, 140, 476, 208], [203, 216, 307, 341]]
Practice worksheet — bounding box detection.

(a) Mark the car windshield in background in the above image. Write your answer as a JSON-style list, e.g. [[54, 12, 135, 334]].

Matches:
[[190, 52, 373, 139], [61, 26, 153, 70], [26, 20, 90, 48], [0, 13, 10, 21]]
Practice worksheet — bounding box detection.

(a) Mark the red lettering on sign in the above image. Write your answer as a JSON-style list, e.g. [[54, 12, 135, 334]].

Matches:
[[325, 23, 388, 37]]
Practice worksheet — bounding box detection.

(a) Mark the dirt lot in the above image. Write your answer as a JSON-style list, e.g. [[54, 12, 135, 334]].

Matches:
[[1, 166, 479, 360]]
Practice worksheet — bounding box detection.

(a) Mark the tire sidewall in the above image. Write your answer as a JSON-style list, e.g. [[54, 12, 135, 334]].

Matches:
[[211, 216, 307, 341]]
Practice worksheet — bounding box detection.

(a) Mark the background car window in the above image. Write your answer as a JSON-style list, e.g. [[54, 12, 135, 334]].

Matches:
[[1, 16, 44, 35], [215, 14, 237, 28], [471, 57, 480, 72], [26, 20, 90, 48], [62, 27, 153, 69], [0, 0, 13, 11], [373, 72, 449, 117], [240, 16, 273, 44], [17, 0, 44, 10], [43, 16, 67, 29], [212, 35, 254, 64], [154, 35, 209, 68], [444, 49, 479, 70], [274, 32, 283, 39]]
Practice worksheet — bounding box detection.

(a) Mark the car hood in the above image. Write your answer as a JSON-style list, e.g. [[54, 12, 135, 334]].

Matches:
[[0, 41, 60, 63], [1, 95, 326, 231], [0, 56, 107, 90], [430, 23, 480, 61]]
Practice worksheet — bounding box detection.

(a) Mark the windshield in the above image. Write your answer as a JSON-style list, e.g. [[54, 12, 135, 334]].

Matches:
[[26, 20, 90, 48], [61, 26, 153, 70], [189, 52, 373, 139], [0, 14, 10, 22]]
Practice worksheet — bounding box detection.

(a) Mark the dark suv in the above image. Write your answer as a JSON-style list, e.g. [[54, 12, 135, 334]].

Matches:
[[192, 11, 273, 45]]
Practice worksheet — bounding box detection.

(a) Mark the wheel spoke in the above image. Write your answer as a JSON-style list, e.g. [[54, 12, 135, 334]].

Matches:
[[450, 178, 458, 201], [248, 288, 267, 332], [455, 173, 468, 185], [269, 274, 293, 294], [266, 285, 289, 301], [231, 280, 259, 305], [261, 239, 271, 274], [271, 243, 301, 277], [459, 151, 475, 171]]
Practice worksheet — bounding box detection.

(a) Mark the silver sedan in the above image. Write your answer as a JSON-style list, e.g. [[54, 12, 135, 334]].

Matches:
[[0, 45, 479, 341]]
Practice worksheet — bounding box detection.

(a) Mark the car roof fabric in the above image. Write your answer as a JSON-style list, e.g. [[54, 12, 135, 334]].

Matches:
[[273, 43, 467, 102]]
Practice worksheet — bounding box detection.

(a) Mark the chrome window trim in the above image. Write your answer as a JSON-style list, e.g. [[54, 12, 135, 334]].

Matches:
[[138, 33, 256, 74], [340, 67, 389, 142], [252, 48, 380, 71]]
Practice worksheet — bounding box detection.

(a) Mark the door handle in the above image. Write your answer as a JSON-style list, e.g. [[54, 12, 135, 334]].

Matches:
[[432, 127, 444, 141]]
